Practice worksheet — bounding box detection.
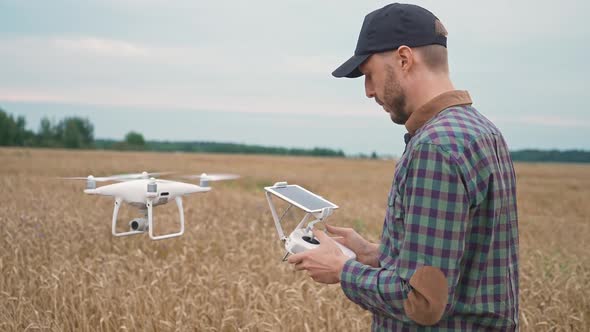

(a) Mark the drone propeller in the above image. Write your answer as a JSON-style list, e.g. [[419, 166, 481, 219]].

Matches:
[[182, 173, 240, 181], [62, 171, 174, 182], [108, 171, 174, 181], [182, 173, 240, 187], [62, 175, 121, 182]]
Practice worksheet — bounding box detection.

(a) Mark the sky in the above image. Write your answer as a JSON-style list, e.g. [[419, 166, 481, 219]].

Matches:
[[0, 0, 589, 156]]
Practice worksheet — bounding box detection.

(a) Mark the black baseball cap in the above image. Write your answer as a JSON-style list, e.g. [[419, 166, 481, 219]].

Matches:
[[332, 3, 447, 78]]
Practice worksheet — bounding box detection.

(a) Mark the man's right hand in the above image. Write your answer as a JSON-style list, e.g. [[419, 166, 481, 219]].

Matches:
[[325, 224, 380, 268]]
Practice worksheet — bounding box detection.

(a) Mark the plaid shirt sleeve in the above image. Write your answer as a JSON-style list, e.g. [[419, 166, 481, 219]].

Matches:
[[340, 143, 470, 323]]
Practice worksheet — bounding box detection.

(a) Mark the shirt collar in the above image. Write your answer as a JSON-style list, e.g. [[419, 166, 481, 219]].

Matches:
[[405, 90, 472, 135]]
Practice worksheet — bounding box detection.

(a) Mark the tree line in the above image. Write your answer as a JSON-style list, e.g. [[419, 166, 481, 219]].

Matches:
[[1, 107, 589, 162], [510, 149, 590, 163], [0, 108, 345, 157], [0, 108, 94, 148], [94, 139, 345, 157]]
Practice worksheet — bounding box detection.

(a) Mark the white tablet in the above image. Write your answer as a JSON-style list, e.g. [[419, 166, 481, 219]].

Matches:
[[264, 184, 338, 213]]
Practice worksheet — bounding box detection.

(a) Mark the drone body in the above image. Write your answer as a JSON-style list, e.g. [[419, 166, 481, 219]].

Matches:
[[67, 171, 238, 240], [84, 178, 210, 207]]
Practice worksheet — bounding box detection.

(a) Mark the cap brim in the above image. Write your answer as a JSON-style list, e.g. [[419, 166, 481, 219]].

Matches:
[[332, 54, 370, 78]]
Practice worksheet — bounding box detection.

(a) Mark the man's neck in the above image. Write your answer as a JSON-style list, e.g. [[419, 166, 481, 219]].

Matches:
[[406, 74, 455, 116]]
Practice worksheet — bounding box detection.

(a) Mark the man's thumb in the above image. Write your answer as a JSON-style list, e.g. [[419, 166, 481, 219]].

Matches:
[[326, 224, 347, 235], [312, 228, 330, 242]]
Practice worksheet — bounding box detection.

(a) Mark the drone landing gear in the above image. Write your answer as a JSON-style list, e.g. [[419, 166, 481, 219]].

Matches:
[[111, 198, 144, 237], [147, 197, 185, 240], [111, 196, 185, 240]]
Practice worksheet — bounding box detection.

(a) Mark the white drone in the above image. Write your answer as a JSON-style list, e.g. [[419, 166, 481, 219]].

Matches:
[[64, 171, 239, 240], [265, 182, 356, 261]]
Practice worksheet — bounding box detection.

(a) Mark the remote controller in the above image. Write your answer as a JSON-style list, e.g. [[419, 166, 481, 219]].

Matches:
[[265, 182, 357, 262], [285, 228, 357, 259]]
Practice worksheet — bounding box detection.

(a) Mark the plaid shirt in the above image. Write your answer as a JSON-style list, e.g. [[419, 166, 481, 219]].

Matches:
[[340, 91, 519, 331]]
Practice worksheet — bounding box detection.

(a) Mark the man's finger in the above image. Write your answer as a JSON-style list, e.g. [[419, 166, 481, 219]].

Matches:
[[287, 252, 305, 264], [312, 228, 331, 242], [294, 262, 307, 271], [326, 224, 349, 236], [331, 236, 346, 246]]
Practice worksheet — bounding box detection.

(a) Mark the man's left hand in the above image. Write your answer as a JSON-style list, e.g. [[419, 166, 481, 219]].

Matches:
[[287, 228, 351, 284]]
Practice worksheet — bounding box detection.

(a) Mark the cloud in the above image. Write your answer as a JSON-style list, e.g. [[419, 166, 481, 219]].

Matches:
[[518, 116, 590, 129], [0, 87, 380, 118], [0, 35, 361, 114], [491, 115, 590, 129], [277, 55, 343, 75], [0, 91, 72, 104], [52, 37, 150, 57], [0, 35, 346, 74]]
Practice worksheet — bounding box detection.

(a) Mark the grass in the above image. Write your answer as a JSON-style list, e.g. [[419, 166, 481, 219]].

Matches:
[[0, 148, 588, 331]]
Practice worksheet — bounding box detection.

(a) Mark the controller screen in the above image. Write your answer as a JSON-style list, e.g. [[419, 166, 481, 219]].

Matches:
[[269, 185, 337, 212]]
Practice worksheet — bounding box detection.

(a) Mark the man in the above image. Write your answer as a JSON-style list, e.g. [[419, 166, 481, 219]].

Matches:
[[288, 3, 519, 330]]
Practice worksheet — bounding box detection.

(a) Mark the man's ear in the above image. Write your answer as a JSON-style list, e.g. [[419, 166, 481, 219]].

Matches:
[[397, 45, 414, 73]]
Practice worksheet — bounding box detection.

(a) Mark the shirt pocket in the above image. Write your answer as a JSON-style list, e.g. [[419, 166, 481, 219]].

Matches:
[[387, 186, 395, 207], [393, 192, 405, 221], [388, 188, 405, 220], [386, 190, 405, 249]]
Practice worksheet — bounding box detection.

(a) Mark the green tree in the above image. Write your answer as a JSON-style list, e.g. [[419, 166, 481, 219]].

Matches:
[[55, 117, 94, 148], [0, 108, 34, 146], [125, 131, 145, 147], [37, 117, 57, 147], [0, 109, 16, 145]]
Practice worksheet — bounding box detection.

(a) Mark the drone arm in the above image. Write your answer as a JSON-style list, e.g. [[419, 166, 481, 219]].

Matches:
[[147, 196, 185, 240]]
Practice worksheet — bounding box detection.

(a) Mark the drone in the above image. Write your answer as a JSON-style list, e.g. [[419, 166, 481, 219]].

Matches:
[[264, 181, 356, 261], [64, 171, 239, 240]]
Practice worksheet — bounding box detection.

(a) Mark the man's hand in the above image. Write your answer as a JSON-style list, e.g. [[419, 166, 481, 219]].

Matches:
[[325, 224, 380, 268], [287, 228, 350, 284]]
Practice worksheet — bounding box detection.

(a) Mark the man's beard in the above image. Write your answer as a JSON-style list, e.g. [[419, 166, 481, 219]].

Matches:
[[382, 65, 408, 124]]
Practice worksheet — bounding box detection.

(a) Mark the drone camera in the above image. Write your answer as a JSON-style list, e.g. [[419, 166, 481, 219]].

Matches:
[[129, 218, 148, 232]]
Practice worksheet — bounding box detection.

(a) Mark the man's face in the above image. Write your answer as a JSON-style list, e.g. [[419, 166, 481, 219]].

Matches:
[[360, 53, 408, 124]]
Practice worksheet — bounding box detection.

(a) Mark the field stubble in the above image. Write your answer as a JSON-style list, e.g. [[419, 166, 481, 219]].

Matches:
[[0, 148, 588, 331]]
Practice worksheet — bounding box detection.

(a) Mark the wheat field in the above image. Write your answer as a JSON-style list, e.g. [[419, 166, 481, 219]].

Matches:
[[0, 148, 588, 331]]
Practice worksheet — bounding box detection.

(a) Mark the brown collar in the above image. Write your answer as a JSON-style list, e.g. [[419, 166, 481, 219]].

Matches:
[[405, 90, 472, 135]]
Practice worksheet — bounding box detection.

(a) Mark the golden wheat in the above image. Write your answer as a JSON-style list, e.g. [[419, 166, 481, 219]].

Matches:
[[0, 148, 588, 331]]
